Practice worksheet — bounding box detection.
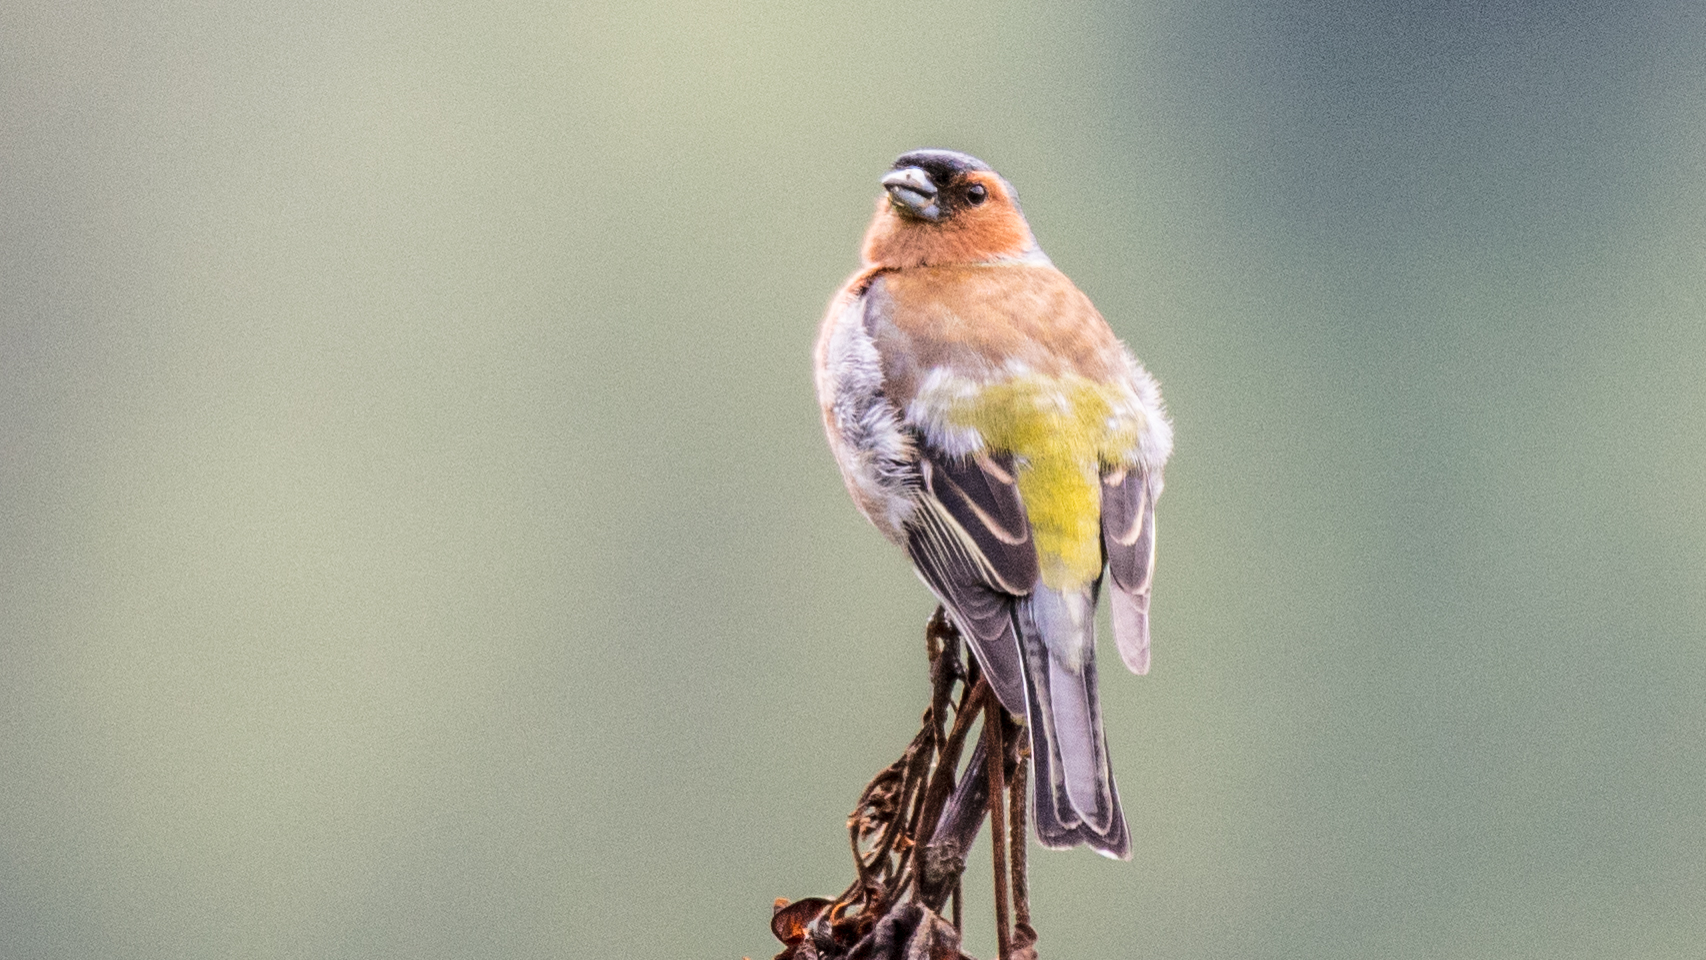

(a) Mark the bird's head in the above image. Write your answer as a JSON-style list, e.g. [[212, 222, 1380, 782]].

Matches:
[[861, 149, 1043, 269]]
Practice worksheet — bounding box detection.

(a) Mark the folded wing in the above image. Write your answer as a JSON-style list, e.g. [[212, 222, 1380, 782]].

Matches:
[[1101, 467, 1159, 675], [904, 446, 1037, 713]]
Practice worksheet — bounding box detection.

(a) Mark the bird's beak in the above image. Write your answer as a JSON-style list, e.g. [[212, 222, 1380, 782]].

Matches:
[[882, 167, 942, 222]]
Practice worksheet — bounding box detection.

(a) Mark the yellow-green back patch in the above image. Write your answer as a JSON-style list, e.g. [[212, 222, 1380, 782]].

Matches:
[[944, 374, 1143, 589]]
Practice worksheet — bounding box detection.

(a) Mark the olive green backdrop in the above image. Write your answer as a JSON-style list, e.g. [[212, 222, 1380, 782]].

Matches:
[[4, 1, 1703, 957]]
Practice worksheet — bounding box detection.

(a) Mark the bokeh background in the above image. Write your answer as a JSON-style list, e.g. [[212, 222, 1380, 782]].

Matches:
[[4, 1, 1704, 957]]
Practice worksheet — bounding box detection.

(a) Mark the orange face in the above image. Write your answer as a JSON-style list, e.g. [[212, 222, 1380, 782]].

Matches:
[[861, 167, 1039, 269]]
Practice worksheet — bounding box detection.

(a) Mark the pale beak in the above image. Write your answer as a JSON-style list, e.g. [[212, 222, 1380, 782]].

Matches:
[[882, 167, 942, 221]]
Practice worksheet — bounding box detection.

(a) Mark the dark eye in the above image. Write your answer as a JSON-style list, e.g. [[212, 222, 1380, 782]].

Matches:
[[966, 184, 987, 205]]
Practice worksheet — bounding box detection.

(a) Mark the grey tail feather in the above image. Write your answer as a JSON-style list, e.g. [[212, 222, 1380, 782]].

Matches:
[[1016, 588, 1131, 860]]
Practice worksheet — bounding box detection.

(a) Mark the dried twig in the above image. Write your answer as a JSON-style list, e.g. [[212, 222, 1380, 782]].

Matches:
[[766, 608, 1037, 960], [1008, 738, 1037, 959], [984, 691, 1011, 959]]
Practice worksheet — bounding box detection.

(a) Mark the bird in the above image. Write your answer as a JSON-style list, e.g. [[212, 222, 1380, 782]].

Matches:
[[814, 149, 1172, 859]]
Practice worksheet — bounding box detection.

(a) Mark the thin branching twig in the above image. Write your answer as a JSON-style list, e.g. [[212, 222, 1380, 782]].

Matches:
[[767, 609, 1036, 960]]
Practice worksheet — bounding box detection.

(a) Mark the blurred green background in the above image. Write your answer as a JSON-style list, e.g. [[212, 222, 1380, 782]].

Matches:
[[4, 1, 1703, 957]]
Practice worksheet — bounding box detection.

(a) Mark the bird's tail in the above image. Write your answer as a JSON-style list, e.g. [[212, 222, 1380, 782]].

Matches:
[[1017, 583, 1131, 860]]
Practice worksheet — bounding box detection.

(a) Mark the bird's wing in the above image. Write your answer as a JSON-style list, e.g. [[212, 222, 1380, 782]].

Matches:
[[904, 445, 1038, 714], [1100, 466, 1159, 674], [855, 275, 1039, 714]]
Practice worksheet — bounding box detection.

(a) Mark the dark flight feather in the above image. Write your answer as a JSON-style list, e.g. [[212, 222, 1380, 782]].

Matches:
[[903, 447, 1038, 714]]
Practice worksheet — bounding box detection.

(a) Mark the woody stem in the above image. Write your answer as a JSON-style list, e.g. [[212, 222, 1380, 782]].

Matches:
[[984, 689, 1011, 960]]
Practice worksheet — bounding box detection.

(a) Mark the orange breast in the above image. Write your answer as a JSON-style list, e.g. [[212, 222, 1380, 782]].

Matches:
[[870, 265, 1124, 406]]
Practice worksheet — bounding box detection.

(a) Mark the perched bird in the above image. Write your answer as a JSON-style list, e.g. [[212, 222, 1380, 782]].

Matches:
[[815, 150, 1172, 859]]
